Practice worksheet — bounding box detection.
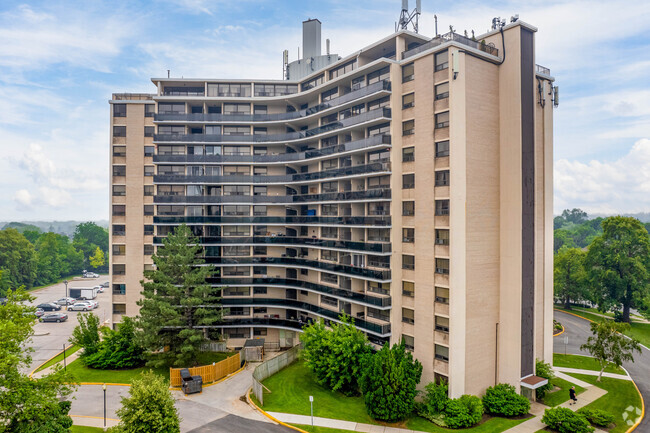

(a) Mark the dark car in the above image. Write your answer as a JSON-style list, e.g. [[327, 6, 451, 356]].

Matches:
[[39, 313, 68, 323], [37, 303, 61, 311]]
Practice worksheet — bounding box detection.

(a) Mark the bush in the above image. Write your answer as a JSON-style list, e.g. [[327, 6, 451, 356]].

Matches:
[[577, 408, 615, 427], [482, 383, 530, 417], [422, 381, 449, 414], [542, 407, 594, 433], [83, 316, 145, 369], [70, 312, 101, 356], [536, 358, 554, 400], [444, 395, 483, 429]]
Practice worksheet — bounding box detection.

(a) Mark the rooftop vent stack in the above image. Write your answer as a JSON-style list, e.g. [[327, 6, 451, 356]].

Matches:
[[326, 39, 330, 56], [302, 19, 322, 59]]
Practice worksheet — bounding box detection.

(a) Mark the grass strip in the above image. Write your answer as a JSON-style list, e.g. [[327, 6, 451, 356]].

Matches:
[[35, 345, 81, 373], [541, 377, 586, 407], [556, 307, 650, 348], [70, 426, 105, 433], [292, 425, 357, 433], [553, 353, 626, 375]]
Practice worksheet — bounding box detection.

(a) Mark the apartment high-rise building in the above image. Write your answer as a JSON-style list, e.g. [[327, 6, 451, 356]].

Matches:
[[109, 17, 555, 397]]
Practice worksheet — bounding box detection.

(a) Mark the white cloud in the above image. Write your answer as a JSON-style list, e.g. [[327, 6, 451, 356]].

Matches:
[[38, 187, 72, 208], [13, 189, 33, 207], [554, 138, 650, 214]]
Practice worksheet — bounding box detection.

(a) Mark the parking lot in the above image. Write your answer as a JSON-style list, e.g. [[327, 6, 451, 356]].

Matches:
[[26, 276, 111, 373]]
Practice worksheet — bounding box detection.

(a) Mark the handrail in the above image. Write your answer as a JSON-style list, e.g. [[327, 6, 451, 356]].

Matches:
[[152, 215, 391, 226]]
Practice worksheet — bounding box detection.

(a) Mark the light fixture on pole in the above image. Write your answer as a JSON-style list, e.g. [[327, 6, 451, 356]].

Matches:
[[309, 395, 314, 427], [63, 344, 67, 371], [102, 384, 107, 427], [63, 280, 69, 310]]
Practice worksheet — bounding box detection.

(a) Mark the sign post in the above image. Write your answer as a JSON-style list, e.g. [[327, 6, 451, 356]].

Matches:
[[563, 336, 569, 355], [309, 395, 314, 427]]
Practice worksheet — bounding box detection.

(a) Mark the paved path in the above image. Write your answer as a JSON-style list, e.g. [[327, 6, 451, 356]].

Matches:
[[553, 366, 631, 381], [554, 310, 648, 430]]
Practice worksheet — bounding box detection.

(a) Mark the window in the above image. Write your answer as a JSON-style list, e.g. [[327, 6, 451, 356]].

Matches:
[[403, 334, 414, 351], [321, 273, 338, 285], [144, 146, 154, 157], [368, 149, 389, 163], [435, 286, 449, 304], [253, 266, 267, 275], [321, 113, 337, 124], [321, 294, 338, 307], [187, 185, 204, 196], [301, 74, 324, 91], [436, 229, 450, 245], [113, 104, 126, 117], [402, 119, 415, 136], [402, 147, 415, 162], [351, 76, 365, 90], [402, 201, 415, 216], [322, 159, 337, 171], [113, 126, 126, 137], [435, 200, 450, 216], [321, 227, 338, 239], [144, 166, 154, 177], [113, 146, 126, 157], [368, 175, 389, 189], [368, 96, 390, 111], [112, 185, 126, 196], [253, 146, 267, 156], [158, 103, 185, 114], [435, 140, 450, 157], [329, 60, 356, 79], [368, 307, 390, 321], [368, 228, 389, 242], [435, 50, 449, 71], [253, 246, 267, 256], [253, 205, 267, 216], [112, 205, 125, 216], [113, 165, 126, 177], [144, 185, 154, 196], [402, 174, 415, 189], [321, 204, 337, 216], [113, 264, 125, 275], [402, 254, 415, 270], [223, 246, 250, 256], [164, 86, 204, 96], [367, 66, 389, 84], [402, 63, 414, 82], [368, 282, 390, 296], [436, 258, 450, 274], [223, 103, 250, 115], [402, 281, 415, 297], [253, 105, 267, 115], [321, 250, 337, 262], [145, 105, 154, 117], [207, 83, 251, 97], [253, 186, 267, 196], [223, 226, 250, 236], [435, 170, 450, 186], [158, 145, 185, 155], [253, 83, 298, 97], [435, 111, 449, 129], [224, 166, 249, 175], [254, 328, 267, 336], [113, 303, 126, 315], [402, 93, 414, 109], [224, 185, 249, 196], [144, 245, 154, 255], [142, 126, 154, 138], [223, 287, 250, 296], [112, 244, 125, 256], [436, 316, 450, 332], [402, 308, 415, 324], [402, 228, 414, 243], [223, 146, 250, 156], [223, 205, 249, 216], [112, 284, 126, 295], [253, 287, 267, 294], [435, 82, 450, 100], [368, 122, 390, 136], [321, 181, 337, 193], [435, 344, 449, 361], [321, 87, 338, 102], [223, 126, 249, 136]]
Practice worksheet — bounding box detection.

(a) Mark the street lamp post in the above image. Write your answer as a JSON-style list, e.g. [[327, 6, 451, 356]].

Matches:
[[63, 280, 69, 310], [63, 344, 67, 372], [102, 384, 107, 428]]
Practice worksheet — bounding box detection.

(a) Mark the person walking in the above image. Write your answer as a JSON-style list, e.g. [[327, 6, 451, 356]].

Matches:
[[569, 386, 577, 405]]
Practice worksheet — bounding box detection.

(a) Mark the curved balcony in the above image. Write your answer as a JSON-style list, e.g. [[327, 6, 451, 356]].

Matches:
[[154, 235, 390, 254], [221, 298, 391, 336], [153, 107, 391, 145], [203, 256, 391, 281], [153, 134, 390, 165], [154, 162, 390, 185], [154, 80, 391, 124], [154, 188, 391, 205], [153, 215, 391, 227], [210, 277, 391, 308]]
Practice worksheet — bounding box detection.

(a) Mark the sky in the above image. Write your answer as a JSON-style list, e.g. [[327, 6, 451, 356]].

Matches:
[[1, 0, 649, 221]]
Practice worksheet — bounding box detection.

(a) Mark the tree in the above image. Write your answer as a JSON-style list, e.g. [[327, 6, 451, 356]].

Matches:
[[586, 216, 650, 322], [561, 208, 589, 225], [359, 340, 423, 422], [109, 371, 180, 433], [580, 320, 641, 381], [70, 312, 102, 357], [89, 247, 105, 269], [554, 246, 588, 309], [535, 359, 554, 400], [0, 228, 37, 290], [84, 316, 145, 369], [137, 225, 221, 368], [73, 222, 109, 253], [0, 288, 76, 430], [554, 229, 577, 253], [35, 232, 64, 286]]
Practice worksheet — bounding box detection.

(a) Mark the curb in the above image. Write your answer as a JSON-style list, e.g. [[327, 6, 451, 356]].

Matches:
[[29, 344, 76, 378], [70, 414, 120, 422], [246, 388, 309, 433], [553, 324, 565, 337]]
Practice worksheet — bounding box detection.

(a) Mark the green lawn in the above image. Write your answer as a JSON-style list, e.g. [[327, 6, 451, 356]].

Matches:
[[556, 307, 650, 348], [259, 361, 530, 433], [541, 377, 586, 407], [292, 425, 356, 433], [34, 345, 81, 373], [566, 373, 643, 433], [70, 426, 105, 433], [553, 353, 626, 375]]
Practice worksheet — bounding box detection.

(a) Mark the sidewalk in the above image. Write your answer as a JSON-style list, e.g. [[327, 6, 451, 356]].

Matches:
[[32, 349, 81, 379], [71, 414, 120, 429], [553, 366, 631, 381]]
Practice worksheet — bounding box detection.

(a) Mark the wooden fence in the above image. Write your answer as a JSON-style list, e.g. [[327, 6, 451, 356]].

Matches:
[[170, 352, 241, 388]]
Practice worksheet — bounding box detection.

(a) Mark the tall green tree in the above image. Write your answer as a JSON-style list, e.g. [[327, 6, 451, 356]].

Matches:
[[69, 312, 102, 357], [0, 228, 37, 290], [586, 216, 650, 322], [359, 340, 423, 422], [109, 372, 180, 433], [580, 320, 641, 381], [89, 247, 105, 269], [73, 222, 109, 253], [0, 288, 76, 430], [554, 246, 588, 309], [137, 225, 221, 368], [34, 232, 64, 286]]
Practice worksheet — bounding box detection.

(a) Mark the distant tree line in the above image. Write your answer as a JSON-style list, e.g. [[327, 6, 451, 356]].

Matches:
[[0, 222, 108, 295]]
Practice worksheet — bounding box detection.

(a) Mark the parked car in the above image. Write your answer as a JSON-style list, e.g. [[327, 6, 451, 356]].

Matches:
[[68, 302, 93, 312], [82, 271, 99, 278], [93, 285, 104, 294], [75, 300, 98, 309], [34, 308, 45, 317], [40, 313, 68, 323], [37, 303, 61, 311], [54, 297, 76, 306], [100, 281, 109, 288]]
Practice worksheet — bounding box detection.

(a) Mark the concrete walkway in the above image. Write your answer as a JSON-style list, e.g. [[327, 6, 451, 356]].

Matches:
[[554, 366, 632, 381], [267, 412, 413, 433]]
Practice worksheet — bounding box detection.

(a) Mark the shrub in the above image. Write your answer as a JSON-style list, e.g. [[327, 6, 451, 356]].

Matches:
[[83, 316, 145, 369], [482, 383, 530, 417], [359, 340, 422, 422], [422, 381, 449, 414], [535, 358, 554, 400], [70, 312, 101, 357], [444, 395, 483, 429], [542, 407, 594, 433], [578, 408, 615, 427]]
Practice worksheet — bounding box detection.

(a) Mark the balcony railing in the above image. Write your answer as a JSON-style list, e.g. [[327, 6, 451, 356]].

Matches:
[[154, 134, 390, 164], [536, 64, 551, 76], [402, 31, 499, 60], [154, 162, 390, 185], [154, 80, 391, 123], [203, 256, 391, 281], [153, 107, 391, 144], [154, 188, 391, 205], [153, 215, 391, 226]]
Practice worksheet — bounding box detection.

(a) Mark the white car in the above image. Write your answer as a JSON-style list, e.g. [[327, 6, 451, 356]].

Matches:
[[69, 302, 93, 312], [93, 285, 104, 293], [75, 300, 98, 309], [83, 272, 99, 278]]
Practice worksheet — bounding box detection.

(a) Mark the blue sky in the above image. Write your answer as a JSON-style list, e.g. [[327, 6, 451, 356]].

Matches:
[[1, 0, 649, 221]]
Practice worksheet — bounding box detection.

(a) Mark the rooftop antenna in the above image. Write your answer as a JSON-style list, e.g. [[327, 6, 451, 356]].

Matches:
[[491, 17, 506, 30], [167, 70, 170, 78], [395, 0, 421, 33], [282, 49, 288, 80], [434, 14, 438, 36]]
